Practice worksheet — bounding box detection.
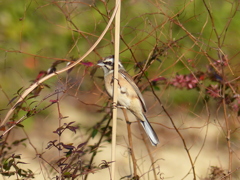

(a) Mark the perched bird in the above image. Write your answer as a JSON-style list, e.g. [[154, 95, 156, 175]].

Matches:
[[97, 55, 159, 146]]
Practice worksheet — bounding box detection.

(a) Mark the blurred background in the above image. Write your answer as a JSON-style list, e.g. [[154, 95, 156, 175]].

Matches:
[[0, 0, 240, 179]]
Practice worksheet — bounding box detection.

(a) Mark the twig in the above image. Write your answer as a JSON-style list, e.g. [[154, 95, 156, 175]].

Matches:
[[222, 71, 232, 180], [122, 109, 138, 178], [137, 120, 158, 180], [143, 76, 197, 179]]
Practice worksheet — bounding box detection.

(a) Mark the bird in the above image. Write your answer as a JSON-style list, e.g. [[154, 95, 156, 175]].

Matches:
[[97, 55, 159, 146]]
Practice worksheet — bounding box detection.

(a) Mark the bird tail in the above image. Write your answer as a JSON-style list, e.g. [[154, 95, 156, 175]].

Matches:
[[140, 115, 159, 146]]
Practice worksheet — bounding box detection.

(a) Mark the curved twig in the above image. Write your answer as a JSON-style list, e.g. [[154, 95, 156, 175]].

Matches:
[[0, 1, 120, 131]]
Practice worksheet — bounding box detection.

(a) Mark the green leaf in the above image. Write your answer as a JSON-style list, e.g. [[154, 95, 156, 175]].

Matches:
[[1, 171, 15, 177], [145, 71, 149, 77], [153, 85, 160, 91], [63, 172, 72, 177], [91, 129, 98, 138], [3, 159, 14, 170]]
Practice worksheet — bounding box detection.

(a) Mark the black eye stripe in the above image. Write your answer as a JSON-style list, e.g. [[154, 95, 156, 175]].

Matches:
[[104, 61, 113, 65]]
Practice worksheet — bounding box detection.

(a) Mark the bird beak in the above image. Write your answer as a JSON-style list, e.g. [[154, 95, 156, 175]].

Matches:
[[97, 60, 104, 67]]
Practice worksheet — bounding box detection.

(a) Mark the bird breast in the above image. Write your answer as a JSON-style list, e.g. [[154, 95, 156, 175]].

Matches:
[[104, 73, 139, 109]]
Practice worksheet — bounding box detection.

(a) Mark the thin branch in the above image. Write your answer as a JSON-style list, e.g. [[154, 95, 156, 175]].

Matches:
[[122, 109, 138, 178]]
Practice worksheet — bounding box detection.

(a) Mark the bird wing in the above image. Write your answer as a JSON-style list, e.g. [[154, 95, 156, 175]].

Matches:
[[119, 69, 147, 112]]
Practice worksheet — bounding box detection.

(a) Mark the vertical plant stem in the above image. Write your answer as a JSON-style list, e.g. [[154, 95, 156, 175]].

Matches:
[[222, 81, 232, 180], [56, 96, 62, 180], [111, 0, 121, 179], [122, 109, 137, 177], [137, 121, 158, 180]]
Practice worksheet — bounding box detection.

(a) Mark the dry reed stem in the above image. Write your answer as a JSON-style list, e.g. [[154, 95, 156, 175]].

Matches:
[[111, 0, 121, 179]]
